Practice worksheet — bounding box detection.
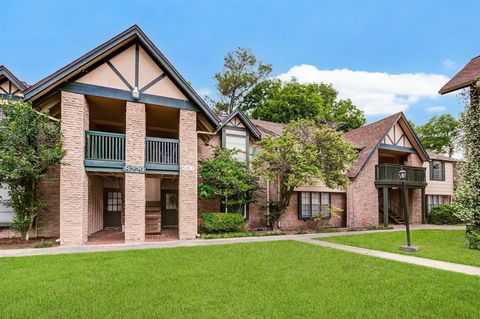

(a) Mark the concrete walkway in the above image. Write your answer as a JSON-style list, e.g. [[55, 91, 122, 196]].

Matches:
[[1, 224, 477, 276], [298, 238, 480, 276]]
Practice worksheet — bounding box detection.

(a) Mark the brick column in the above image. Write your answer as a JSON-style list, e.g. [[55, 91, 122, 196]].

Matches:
[[178, 109, 198, 239], [59, 91, 89, 245], [124, 101, 146, 243]]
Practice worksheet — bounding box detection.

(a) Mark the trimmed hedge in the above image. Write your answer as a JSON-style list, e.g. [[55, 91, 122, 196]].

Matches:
[[427, 204, 462, 225], [201, 212, 246, 233], [466, 225, 480, 250]]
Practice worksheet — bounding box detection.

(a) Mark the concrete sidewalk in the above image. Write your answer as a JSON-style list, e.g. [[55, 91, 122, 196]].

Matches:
[[0, 224, 464, 258], [2, 225, 477, 277], [299, 238, 480, 276]]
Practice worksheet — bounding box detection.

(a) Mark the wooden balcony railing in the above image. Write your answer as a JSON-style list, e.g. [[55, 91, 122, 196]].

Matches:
[[84, 131, 180, 172], [375, 163, 426, 187], [85, 130, 126, 169], [145, 137, 179, 171]]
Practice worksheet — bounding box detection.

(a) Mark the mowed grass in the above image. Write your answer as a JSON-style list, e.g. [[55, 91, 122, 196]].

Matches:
[[320, 229, 480, 267], [1, 241, 479, 319]]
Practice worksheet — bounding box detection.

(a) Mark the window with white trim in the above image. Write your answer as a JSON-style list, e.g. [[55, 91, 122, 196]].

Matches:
[[299, 192, 331, 219], [225, 132, 248, 162], [0, 183, 14, 226]]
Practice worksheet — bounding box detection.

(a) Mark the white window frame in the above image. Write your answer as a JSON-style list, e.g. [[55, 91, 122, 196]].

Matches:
[[299, 192, 331, 220]]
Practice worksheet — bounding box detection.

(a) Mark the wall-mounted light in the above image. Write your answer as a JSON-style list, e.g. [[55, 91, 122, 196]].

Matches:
[[132, 87, 140, 100]]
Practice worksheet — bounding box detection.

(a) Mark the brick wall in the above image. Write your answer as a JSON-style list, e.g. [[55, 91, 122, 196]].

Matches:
[[178, 109, 198, 239], [59, 91, 89, 245], [346, 150, 379, 228], [37, 166, 60, 237], [124, 101, 146, 243]]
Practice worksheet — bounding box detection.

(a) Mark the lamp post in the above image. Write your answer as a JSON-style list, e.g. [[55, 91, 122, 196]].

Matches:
[[398, 168, 420, 252]]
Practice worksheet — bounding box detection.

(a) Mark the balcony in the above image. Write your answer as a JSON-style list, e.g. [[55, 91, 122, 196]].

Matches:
[[84, 131, 179, 173], [375, 163, 426, 188]]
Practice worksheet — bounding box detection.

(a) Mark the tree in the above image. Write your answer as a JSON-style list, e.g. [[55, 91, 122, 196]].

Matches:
[[414, 114, 460, 157], [214, 47, 272, 114], [0, 100, 65, 240], [253, 119, 357, 228], [241, 79, 365, 132], [199, 147, 258, 213], [454, 86, 480, 249]]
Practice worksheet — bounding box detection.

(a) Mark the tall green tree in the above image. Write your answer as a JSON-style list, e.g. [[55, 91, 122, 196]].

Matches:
[[454, 86, 480, 249], [253, 119, 357, 228], [241, 79, 365, 132], [199, 147, 258, 213], [214, 47, 272, 114], [0, 100, 65, 240], [414, 114, 460, 157]]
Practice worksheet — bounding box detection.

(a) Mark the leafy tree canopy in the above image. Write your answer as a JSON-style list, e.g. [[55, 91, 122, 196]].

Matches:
[[199, 147, 258, 213], [241, 79, 365, 132], [0, 100, 65, 240], [213, 47, 272, 114], [253, 119, 357, 228], [413, 114, 460, 157]]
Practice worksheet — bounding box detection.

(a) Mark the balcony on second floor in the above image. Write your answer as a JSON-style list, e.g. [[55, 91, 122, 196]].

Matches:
[[375, 163, 426, 188], [84, 130, 179, 173]]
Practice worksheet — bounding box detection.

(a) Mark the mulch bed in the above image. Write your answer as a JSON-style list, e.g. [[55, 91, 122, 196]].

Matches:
[[0, 237, 59, 250]]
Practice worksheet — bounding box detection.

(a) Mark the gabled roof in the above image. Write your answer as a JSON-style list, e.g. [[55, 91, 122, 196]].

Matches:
[[439, 55, 480, 94], [250, 118, 284, 137], [218, 108, 262, 139], [427, 151, 458, 162], [23, 25, 218, 125], [0, 66, 28, 92], [343, 112, 429, 178]]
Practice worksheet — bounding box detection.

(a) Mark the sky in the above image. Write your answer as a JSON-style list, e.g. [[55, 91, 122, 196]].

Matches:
[[1, 0, 479, 125]]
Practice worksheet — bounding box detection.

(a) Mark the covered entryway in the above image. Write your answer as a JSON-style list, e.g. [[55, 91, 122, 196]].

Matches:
[[103, 188, 122, 228], [161, 190, 178, 227]]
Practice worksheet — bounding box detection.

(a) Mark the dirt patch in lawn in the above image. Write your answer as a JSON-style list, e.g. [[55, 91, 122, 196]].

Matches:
[[0, 237, 59, 250]]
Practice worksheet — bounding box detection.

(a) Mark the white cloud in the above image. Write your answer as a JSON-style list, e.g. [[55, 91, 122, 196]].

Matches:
[[442, 59, 456, 70], [426, 105, 446, 113], [195, 87, 212, 97], [276, 65, 450, 116]]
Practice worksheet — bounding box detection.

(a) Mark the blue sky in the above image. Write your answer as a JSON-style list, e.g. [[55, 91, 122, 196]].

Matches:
[[1, 0, 478, 124]]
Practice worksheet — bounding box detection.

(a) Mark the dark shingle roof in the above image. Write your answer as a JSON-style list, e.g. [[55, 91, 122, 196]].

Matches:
[[439, 55, 480, 94], [427, 151, 458, 162]]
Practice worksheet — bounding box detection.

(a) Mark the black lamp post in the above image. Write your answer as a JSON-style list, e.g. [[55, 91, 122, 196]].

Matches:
[[398, 168, 420, 252]]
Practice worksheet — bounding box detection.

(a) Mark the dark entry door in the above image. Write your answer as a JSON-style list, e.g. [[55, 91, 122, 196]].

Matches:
[[104, 188, 122, 228], [161, 190, 178, 227]]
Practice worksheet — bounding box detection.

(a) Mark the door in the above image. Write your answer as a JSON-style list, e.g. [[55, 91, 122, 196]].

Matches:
[[161, 190, 178, 227], [104, 188, 122, 228]]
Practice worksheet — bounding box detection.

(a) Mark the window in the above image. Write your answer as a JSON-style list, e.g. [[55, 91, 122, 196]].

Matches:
[[430, 161, 445, 181], [107, 191, 122, 212], [299, 192, 331, 219], [426, 195, 445, 214], [224, 129, 248, 162], [0, 183, 14, 226]]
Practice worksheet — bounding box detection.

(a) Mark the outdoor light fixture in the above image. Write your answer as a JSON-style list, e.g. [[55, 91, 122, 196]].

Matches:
[[132, 87, 140, 100], [398, 167, 420, 252]]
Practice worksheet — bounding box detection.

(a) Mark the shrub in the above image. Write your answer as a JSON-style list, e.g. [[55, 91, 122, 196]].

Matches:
[[201, 212, 246, 233], [200, 231, 256, 239], [466, 225, 480, 250], [427, 205, 462, 225], [33, 240, 55, 248]]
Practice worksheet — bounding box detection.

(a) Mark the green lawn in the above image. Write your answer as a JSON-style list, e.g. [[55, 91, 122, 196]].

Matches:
[[1, 241, 479, 318], [320, 229, 480, 267]]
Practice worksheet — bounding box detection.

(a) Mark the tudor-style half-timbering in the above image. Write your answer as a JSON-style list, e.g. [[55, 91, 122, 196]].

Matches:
[[0, 66, 27, 100], [19, 25, 219, 245]]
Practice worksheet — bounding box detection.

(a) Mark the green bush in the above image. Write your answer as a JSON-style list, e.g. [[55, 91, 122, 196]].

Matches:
[[427, 205, 462, 225], [466, 225, 480, 250], [201, 212, 246, 233], [200, 231, 256, 239], [33, 240, 55, 248]]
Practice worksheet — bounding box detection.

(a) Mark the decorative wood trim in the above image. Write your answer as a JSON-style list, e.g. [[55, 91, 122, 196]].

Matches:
[[135, 43, 139, 88], [139, 73, 166, 93], [378, 143, 415, 153], [106, 61, 133, 90], [61, 82, 198, 111]]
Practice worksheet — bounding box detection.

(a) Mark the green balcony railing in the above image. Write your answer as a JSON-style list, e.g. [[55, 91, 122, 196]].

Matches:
[[84, 131, 179, 172], [375, 163, 426, 187], [85, 130, 125, 170], [145, 137, 179, 171]]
